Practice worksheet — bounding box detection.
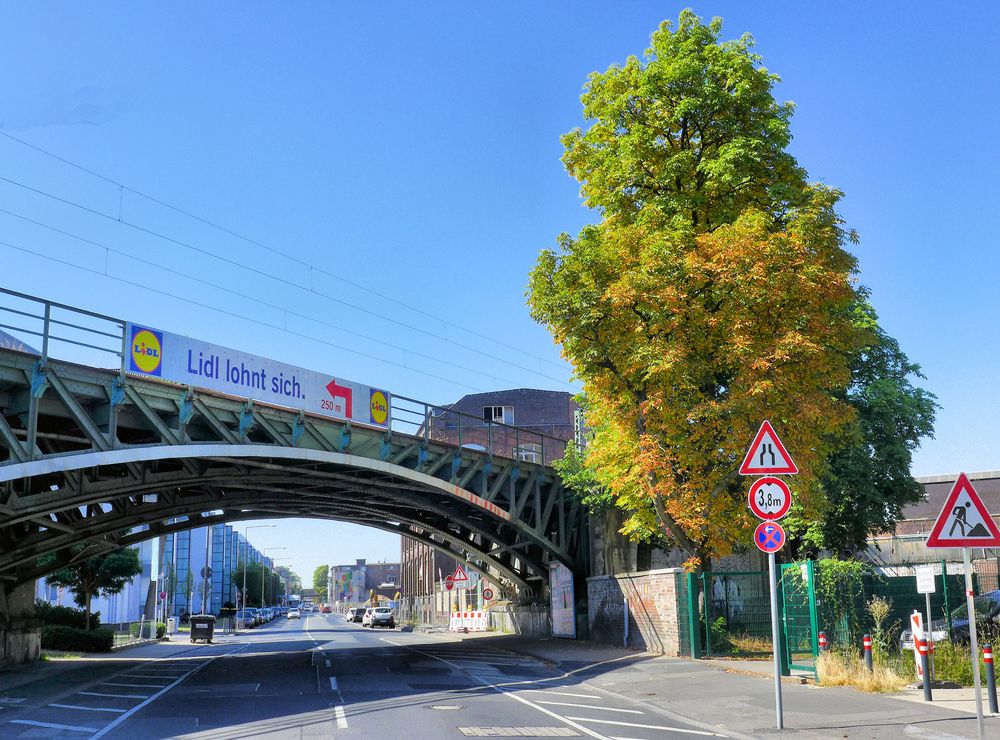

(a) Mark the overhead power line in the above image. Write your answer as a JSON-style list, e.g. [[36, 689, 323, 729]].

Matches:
[[0, 237, 490, 393], [0, 173, 572, 388], [0, 130, 568, 371], [0, 204, 542, 390]]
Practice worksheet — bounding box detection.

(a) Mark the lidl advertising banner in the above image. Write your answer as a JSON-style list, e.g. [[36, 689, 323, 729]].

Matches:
[[126, 323, 390, 429]]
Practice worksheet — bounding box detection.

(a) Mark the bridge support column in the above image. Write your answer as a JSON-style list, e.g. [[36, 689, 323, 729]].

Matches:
[[1, 580, 41, 666]]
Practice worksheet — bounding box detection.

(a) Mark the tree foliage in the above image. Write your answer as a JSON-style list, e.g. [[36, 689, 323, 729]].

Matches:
[[530, 11, 934, 566], [313, 565, 329, 602], [46, 546, 142, 629], [232, 562, 284, 607]]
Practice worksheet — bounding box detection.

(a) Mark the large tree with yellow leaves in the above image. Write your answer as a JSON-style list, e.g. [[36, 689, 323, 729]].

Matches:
[[530, 11, 932, 568]]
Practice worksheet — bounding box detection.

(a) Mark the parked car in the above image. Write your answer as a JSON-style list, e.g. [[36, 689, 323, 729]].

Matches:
[[348, 608, 364, 623], [321, 604, 332, 614], [287, 608, 301, 619], [361, 607, 375, 627], [368, 606, 395, 629], [900, 590, 1000, 649]]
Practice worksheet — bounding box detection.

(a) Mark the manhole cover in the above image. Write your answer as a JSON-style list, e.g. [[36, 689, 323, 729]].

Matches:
[[426, 704, 465, 711]]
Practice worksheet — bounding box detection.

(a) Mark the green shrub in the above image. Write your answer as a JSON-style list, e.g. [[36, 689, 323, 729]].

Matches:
[[156, 622, 166, 639], [34, 600, 100, 630], [41, 625, 114, 652]]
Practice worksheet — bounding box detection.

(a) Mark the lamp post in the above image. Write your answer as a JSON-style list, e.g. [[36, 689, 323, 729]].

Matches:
[[240, 525, 275, 629], [262, 547, 286, 607]]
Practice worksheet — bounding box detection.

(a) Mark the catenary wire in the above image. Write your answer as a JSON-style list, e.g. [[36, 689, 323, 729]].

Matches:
[[0, 237, 491, 393], [0, 173, 572, 387], [0, 129, 567, 371], [0, 204, 542, 390]]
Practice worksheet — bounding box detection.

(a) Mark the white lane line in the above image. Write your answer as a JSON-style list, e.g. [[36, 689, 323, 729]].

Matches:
[[565, 717, 727, 736], [10, 719, 97, 732], [537, 701, 642, 715], [325, 659, 331, 668], [380, 638, 609, 740], [334, 705, 348, 729], [119, 675, 172, 680], [78, 692, 150, 699], [89, 643, 250, 740], [329, 677, 338, 691], [48, 704, 127, 714], [526, 690, 602, 699], [100, 683, 164, 688]]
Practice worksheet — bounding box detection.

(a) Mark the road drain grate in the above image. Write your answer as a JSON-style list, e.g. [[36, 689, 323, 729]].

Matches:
[[458, 729, 580, 737]]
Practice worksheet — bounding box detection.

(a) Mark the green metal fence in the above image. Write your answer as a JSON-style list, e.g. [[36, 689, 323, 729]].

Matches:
[[684, 558, 997, 674], [780, 561, 819, 679]]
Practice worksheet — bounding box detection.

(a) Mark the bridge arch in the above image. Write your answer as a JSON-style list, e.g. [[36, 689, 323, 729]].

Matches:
[[0, 347, 588, 598]]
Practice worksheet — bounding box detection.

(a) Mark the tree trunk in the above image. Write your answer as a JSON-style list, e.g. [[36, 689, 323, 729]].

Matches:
[[85, 591, 92, 631]]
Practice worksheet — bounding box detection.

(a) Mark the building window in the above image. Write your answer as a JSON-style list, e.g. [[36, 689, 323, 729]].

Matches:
[[484, 405, 513, 424], [517, 443, 542, 464]]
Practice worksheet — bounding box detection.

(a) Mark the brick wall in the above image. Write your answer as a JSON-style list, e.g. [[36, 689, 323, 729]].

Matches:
[[587, 567, 685, 655]]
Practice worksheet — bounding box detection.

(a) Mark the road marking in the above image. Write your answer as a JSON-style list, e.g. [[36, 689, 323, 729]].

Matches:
[[325, 659, 331, 667], [526, 690, 602, 699], [380, 638, 610, 740], [10, 719, 97, 732], [48, 704, 127, 714], [78, 692, 150, 699], [329, 677, 338, 691], [564, 717, 727, 736], [89, 643, 250, 739], [537, 702, 642, 715], [334, 705, 348, 728], [100, 683, 164, 688]]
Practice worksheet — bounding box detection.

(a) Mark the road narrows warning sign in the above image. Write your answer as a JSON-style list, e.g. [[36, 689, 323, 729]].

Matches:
[[739, 420, 798, 476], [926, 472, 1000, 548]]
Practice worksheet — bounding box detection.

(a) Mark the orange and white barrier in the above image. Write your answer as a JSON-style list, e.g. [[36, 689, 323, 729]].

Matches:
[[448, 611, 488, 632]]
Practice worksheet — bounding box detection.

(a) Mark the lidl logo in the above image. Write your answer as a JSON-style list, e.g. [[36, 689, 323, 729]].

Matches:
[[129, 326, 163, 376], [369, 389, 389, 425]]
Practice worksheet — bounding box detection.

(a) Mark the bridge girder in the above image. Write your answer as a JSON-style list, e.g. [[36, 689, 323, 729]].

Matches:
[[0, 350, 587, 597]]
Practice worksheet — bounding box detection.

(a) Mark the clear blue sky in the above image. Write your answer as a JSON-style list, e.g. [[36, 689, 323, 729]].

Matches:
[[2, 3, 998, 579]]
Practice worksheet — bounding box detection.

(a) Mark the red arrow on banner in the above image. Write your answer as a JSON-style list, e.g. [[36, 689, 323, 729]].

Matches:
[[325, 379, 353, 418]]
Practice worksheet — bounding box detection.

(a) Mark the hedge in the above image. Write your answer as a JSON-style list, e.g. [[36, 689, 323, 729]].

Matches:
[[128, 621, 167, 639], [41, 625, 114, 652], [34, 600, 100, 630]]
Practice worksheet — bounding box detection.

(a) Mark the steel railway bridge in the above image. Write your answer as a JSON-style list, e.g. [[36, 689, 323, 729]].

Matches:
[[0, 289, 586, 601]]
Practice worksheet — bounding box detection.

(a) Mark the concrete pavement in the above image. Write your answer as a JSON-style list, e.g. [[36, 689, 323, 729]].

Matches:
[[428, 630, 1000, 739]]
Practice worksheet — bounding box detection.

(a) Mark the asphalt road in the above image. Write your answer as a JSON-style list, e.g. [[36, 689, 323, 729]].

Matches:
[[1, 613, 725, 739]]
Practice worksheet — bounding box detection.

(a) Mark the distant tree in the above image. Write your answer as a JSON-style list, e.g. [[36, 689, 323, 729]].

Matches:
[[313, 565, 329, 602], [47, 546, 142, 629], [232, 562, 264, 606]]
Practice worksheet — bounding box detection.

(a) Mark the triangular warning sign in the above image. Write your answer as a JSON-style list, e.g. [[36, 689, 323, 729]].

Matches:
[[452, 565, 469, 582], [926, 473, 1000, 548], [739, 420, 798, 475]]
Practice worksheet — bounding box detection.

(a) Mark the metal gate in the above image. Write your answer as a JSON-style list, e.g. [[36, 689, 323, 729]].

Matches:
[[780, 560, 820, 679]]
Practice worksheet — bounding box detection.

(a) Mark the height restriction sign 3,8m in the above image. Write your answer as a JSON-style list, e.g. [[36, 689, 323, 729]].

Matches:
[[748, 477, 791, 520]]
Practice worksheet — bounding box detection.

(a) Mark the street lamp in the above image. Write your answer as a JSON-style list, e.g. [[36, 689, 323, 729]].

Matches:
[[262, 547, 286, 607], [240, 525, 275, 629]]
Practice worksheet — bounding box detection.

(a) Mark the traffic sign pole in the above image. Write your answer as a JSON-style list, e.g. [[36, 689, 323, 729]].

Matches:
[[963, 547, 985, 739], [768, 551, 783, 730]]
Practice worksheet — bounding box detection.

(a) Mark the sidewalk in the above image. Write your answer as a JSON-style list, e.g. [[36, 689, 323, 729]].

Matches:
[[443, 631, 1000, 739]]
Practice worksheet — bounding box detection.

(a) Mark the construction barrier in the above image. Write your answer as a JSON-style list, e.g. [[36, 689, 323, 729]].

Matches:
[[448, 611, 488, 632]]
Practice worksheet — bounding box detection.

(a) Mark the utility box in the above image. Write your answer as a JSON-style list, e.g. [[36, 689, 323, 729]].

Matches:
[[189, 614, 216, 644], [167, 617, 177, 635]]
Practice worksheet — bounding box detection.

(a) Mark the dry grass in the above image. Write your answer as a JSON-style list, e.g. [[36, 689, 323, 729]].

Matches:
[[817, 652, 909, 692], [727, 633, 773, 655]]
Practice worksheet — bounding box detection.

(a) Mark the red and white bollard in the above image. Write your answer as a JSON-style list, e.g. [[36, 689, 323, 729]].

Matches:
[[818, 631, 828, 652], [985, 644, 999, 714], [917, 637, 932, 701], [863, 634, 873, 672]]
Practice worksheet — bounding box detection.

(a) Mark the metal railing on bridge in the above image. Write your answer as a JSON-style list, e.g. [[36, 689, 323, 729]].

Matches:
[[0, 287, 567, 466]]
